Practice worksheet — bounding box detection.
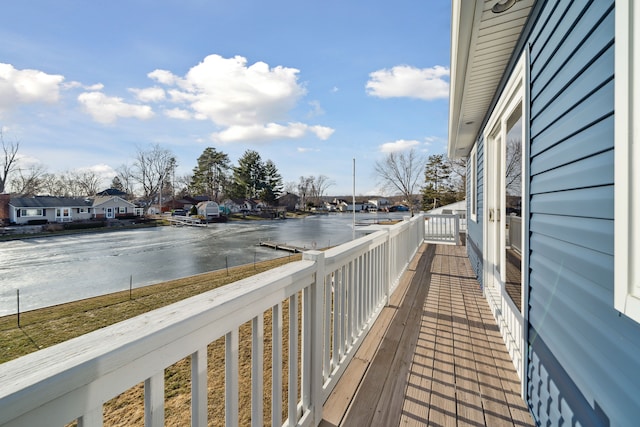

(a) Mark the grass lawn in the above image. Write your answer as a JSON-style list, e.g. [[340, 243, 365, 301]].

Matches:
[[0, 254, 303, 426]]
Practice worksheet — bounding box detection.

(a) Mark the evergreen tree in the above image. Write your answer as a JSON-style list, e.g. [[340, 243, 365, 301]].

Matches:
[[260, 160, 283, 206], [111, 176, 125, 191], [190, 147, 230, 201], [422, 154, 455, 210], [230, 150, 265, 199]]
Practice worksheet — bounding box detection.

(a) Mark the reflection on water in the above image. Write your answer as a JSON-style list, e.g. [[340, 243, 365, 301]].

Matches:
[[0, 213, 405, 315]]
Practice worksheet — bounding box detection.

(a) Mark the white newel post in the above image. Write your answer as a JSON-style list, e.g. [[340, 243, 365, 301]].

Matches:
[[302, 250, 325, 424]]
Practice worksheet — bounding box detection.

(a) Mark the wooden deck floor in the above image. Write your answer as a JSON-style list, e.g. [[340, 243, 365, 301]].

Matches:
[[320, 243, 535, 427]]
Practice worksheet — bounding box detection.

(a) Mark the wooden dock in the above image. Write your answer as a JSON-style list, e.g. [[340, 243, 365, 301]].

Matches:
[[165, 215, 207, 227], [258, 241, 307, 253], [321, 244, 534, 427]]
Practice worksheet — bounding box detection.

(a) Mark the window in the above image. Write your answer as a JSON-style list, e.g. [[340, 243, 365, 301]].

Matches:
[[78, 207, 89, 214], [119, 207, 127, 213], [614, 0, 640, 323], [21, 208, 44, 217], [470, 145, 478, 221]]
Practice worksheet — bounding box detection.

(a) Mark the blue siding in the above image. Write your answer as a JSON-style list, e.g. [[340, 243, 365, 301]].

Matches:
[[524, 0, 640, 425], [466, 137, 483, 285]]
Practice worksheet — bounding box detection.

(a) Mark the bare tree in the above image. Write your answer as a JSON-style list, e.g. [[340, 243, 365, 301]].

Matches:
[[309, 175, 335, 206], [41, 173, 65, 196], [297, 176, 314, 211], [505, 137, 522, 196], [374, 148, 425, 214], [10, 164, 47, 196], [75, 170, 102, 196], [446, 157, 467, 200], [116, 164, 137, 198], [1, 129, 20, 193], [132, 144, 176, 207]]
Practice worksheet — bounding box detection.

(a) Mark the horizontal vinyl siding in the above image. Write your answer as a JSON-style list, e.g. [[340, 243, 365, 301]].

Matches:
[[467, 137, 483, 284], [525, 0, 640, 425]]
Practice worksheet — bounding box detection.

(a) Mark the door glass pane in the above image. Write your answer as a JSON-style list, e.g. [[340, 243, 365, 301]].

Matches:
[[504, 107, 522, 311]]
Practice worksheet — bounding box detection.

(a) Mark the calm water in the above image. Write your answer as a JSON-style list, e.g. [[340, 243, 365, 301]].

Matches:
[[0, 213, 405, 315]]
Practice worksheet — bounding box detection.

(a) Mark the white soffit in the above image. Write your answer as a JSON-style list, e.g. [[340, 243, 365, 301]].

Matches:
[[448, 0, 534, 158]]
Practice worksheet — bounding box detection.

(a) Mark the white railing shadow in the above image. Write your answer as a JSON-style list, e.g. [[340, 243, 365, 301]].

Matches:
[[0, 215, 425, 427]]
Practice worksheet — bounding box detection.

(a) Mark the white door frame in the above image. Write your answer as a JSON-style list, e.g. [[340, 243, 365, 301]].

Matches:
[[106, 207, 115, 219], [482, 52, 528, 386]]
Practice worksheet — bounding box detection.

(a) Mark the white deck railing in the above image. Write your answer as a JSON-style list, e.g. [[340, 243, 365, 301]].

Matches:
[[424, 214, 463, 245], [0, 215, 425, 427]]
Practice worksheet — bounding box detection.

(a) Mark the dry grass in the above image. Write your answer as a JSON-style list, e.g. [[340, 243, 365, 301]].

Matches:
[[0, 254, 303, 426]]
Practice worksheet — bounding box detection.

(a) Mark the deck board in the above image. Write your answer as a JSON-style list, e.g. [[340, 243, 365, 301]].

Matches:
[[321, 244, 535, 427]]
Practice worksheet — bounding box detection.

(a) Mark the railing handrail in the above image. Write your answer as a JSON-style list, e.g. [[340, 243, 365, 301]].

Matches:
[[0, 214, 426, 427]]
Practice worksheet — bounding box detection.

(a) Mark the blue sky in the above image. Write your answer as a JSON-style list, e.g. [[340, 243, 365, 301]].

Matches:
[[0, 0, 451, 196]]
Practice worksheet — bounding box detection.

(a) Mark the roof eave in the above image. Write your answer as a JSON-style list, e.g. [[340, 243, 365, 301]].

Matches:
[[448, 0, 481, 159]]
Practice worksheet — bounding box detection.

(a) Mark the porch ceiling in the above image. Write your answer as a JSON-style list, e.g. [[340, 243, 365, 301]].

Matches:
[[448, 0, 534, 159]]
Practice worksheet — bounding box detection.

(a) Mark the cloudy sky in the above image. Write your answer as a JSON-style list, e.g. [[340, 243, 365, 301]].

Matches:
[[0, 0, 451, 196]]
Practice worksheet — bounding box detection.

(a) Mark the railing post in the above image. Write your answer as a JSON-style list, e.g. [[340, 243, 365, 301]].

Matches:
[[191, 347, 208, 427], [385, 229, 391, 306], [144, 372, 165, 427], [302, 250, 325, 424], [454, 214, 460, 245]]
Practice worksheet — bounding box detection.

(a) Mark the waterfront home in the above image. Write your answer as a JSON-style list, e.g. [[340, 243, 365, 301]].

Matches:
[[7, 195, 140, 224], [449, 0, 639, 424], [91, 196, 137, 219], [8, 196, 93, 224]]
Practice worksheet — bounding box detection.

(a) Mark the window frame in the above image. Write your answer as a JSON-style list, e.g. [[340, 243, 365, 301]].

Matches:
[[21, 208, 44, 217], [614, 0, 640, 323]]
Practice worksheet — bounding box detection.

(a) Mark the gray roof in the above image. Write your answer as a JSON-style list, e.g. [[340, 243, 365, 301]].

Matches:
[[10, 196, 92, 208]]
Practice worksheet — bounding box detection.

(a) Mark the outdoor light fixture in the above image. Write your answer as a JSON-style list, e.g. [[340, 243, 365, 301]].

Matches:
[[492, 0, 517, 13]]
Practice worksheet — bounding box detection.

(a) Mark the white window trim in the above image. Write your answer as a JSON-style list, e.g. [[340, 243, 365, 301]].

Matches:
[[614, 0, 640, 323], [470, 145, 478, 222]]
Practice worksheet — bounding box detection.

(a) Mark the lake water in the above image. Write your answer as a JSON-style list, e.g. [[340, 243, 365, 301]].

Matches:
[[0, 213, 406, 315]]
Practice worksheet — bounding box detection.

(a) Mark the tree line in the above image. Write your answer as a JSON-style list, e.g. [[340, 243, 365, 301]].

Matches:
[[1, 130, 336, 209], [2, 128, 467, 211]]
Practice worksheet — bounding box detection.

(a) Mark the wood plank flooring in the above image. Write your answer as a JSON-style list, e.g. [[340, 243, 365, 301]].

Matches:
[[320, 244, 534, 427]]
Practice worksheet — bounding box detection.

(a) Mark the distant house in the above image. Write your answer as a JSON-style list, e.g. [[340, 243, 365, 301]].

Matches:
[[91, 196, 137, 219], [9, 196, 93, 224], [276, 192, 299, 211], [448, 0, 640, 424]]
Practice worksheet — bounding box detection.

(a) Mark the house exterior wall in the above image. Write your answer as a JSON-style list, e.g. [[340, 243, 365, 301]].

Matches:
[[466, 137, 484, 286], [93, 197, 135, 219], [465, 0, 640, 424], [519, 0, 639, 424]]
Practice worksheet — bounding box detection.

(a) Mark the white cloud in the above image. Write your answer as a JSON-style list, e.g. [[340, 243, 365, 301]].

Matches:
[[148, 69, 177, 85], [130, 86, 166, 102], [379, 139, 420, 153], [297, 147, 320, 153], [366, 65, 449, 100], [307, 100, 324, 117], [310, 125, 334, 140], [212, 122, 334, 143], [164, 107, 192, 120], [142, 54, 332, 143], [78, 91, 154, 124], [0, 63, 64, 113], [179, 55, 306, 126], [76, 163, 117, 182]]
